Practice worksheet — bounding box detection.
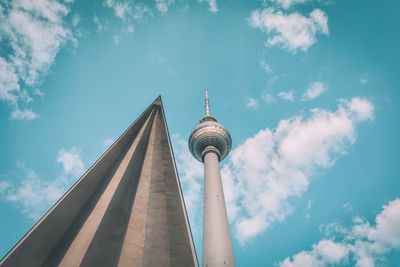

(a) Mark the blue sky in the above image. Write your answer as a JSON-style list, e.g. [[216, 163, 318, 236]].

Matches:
[[1, 0, 399, 266]]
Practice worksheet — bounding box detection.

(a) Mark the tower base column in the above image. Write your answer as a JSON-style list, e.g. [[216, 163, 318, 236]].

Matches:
[[202, 146, 235, 267]]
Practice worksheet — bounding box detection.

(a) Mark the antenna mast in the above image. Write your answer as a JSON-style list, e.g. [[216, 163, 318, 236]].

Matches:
[[205, 88, 210, 116]]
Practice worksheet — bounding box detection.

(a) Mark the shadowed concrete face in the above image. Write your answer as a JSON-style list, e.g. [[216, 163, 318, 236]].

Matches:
[[1, 97, 198, 267]]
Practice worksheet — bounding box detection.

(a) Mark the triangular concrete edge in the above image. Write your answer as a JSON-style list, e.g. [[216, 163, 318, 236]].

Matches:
[[157, 96, 199, 266], [1, 95, 198, 265]]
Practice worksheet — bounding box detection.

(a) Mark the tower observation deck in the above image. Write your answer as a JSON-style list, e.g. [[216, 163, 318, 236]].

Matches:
[[188, 89, 235, 267]]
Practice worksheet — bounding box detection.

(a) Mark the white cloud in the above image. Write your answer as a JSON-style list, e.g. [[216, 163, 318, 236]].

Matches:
[[175, 98, 374, 244], [10, 108, 38, 120], [113, 35, 120, 44], [302, 81, 327, 101], [245, 97, 260, 108], [0, 0, 75, 119], [155, 0, 175, 13], [6, 1, 74, 84], [343, 202, 352, 211], [72, 14, 80, 28], [278, 198, 400, 266], [132, 4, 152, 20], [360, 78, 368, 84], [198, 0, 218, 13], [105, 0, 130, 19], [34, 89, 45, 98], [126, 24, 134, 33], [2, 163, 68, 220], [104, 0, 152, 44], [368, 199, 400, 249], [262, 92, 276, 104], [172, 135, 203, 235], [0, 181, 10, 192], [0, 57, 20, 107], [103, 138, 114, 148], [306, 200, 313, 210], [268, 0, 307, 9], [105, 0, 152, 20], [93, 15, 103, 32], [268, 75, 280, 84], [57, 147, 85, 177], [281, 239, 350, 267], [343, 97, 374, 122], [19, 89, 33, 103], [248, 8, 329, 53], [0, 154, 84, 220], [260, 60, 273, 73], [278, 90, 294, 101], [306, 200, 313, 220], [220, 97, 373, 243]]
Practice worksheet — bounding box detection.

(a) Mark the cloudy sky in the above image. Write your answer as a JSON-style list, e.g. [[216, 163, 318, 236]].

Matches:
[[1, 0, 399, 266]]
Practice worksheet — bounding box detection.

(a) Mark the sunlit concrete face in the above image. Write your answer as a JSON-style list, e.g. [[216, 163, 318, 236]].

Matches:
[[1, 97, 198, 267], [188, 91, 235, 267]]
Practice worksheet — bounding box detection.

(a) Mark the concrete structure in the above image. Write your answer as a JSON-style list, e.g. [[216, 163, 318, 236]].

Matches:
[[188, 90, 235, 267], [1, 97, 198, 267]]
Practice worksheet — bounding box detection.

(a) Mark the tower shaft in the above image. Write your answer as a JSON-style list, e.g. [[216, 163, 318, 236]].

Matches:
[[203, 147, 235, 267], [189, 89, 235, 267]]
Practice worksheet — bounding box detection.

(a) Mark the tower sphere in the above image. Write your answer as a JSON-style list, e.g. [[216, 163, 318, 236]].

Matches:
[[188, 115, 232, 162]]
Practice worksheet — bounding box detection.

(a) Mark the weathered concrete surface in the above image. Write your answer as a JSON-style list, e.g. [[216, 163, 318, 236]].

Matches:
[[118, 111, 158, 267], [0, 97, 198, 267]]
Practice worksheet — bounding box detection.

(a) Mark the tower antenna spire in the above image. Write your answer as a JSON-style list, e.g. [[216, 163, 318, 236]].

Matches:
[[205, 88, 210, 116]]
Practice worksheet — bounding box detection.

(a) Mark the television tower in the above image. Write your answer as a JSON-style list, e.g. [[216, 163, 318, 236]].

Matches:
[[188, 89, 235, 267]]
